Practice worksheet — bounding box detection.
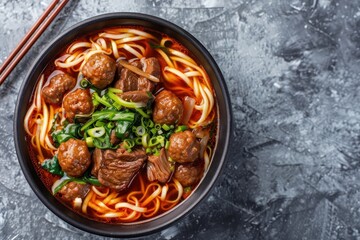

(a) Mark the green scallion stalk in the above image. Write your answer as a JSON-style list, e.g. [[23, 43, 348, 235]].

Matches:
[[93, 92, 113, 108], [110, 112, 135, 121], [85, 137, 94, 147], [87, 126, 106, 138], [175, 125, 188, 133], [108, 87, 123, 94], [135, 108, 150, 118], [107, 91, 146, 109], [81, 118, 97, 131], [154, 124, 161, 130]]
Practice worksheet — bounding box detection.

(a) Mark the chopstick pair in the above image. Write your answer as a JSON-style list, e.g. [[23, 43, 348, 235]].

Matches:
[[0, 0, 69, 86]]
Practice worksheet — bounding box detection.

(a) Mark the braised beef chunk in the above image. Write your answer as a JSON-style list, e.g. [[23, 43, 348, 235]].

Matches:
[[94, 148, 147, 192], [81, 53, 116, 89], [63, 88, 93, 121], [115, 60, 141, 91], [143, 57, 160, 79], [59, 182, 90, 203], [58, 139, 91, 177], [147, 148, 173, 183], [168, 130, 200, 163], [110, 129, 121, 146], [42, 72, 76, 105], [120, 90, 154, 105], [91, 148, 103, 177], [174, 161, 203, 187], [152, 90, 183, 125], [114, 57, 160, 92]]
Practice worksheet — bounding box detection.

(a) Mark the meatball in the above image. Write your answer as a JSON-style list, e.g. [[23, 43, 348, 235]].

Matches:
[[42, 72, 76, 105], [58, 139, 91, 177], [153, 90, 183, 125], [168, 131, 200, 163], [63, 88, 93, 121], [59, 181, 90, 204], [174, 162, 203, 187], [81, 53, 116, 89]]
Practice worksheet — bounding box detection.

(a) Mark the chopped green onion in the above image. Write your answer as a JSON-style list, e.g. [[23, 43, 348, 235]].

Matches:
[[135, 126, 146, 136], [85, 137, 94, 147], [93, 92, 112, 108], [123, 139, 135, 150], [87, 126, 106, 138], [108, 87, 123, 94], [165, 140, 170, 149], [152, 148, 160, 156], [154, 124, 161, 130], [150, 128, 157, 136], [107, 91, 146, 109], [135, 108, 150, 118], [142, 133, 149, 148], [162, 124, 171, 131], [80, 79, 90, 88], [83, 176, 101, 186], [95, 121, 105, 127], [107, 122, 115, 129], [175, 125, 188, 133], [146, 147, 152, 154], [81, 118, 97, 131], [148, 136, 159, 147], [135, 137, 142, 145], [53, 178, 71, 195]]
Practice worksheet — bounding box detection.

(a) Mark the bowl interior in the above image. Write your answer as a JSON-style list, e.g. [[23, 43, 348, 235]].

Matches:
[[14, 13, 232, 237]]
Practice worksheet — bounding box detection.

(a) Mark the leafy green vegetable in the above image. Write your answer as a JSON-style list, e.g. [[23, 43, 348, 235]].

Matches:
[[51, 123, 82, 146], [41, 155, 64, 176], [115, 120, 133, 139]]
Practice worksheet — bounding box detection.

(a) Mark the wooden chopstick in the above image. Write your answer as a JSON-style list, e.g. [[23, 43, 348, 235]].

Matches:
[[0, 0, 69, 85]]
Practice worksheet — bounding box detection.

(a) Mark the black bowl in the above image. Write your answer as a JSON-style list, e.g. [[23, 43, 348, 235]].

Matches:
[[14, 13, 232, 237]]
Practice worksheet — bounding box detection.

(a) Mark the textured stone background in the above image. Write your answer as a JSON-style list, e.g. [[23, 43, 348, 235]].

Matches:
[[2, 0, 360, 239]]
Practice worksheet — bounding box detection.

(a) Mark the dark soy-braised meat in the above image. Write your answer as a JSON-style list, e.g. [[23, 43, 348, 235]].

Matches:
[[110, 129, 121, 146], [174, 161, 203, 187], [114, 57, 160, 92], [58, 139, 91, 177], [59, 181, 90, 204], [152, 90, 183, 125], [92, 147, 147, 192], [168, 130, 200, 163], [91, 148, 103, 177], [115, 60, 142, 91], [147, 148, 173, 183], [82, 53, 116, 89], [63, 88, 93, 121], [120, 90, 153, 105], [42, 72, 76, 105]]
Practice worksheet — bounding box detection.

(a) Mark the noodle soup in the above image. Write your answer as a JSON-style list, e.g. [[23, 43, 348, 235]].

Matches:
[[24, 26, 216, 223]]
